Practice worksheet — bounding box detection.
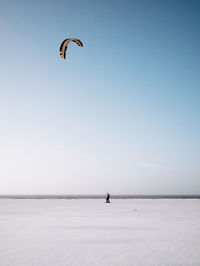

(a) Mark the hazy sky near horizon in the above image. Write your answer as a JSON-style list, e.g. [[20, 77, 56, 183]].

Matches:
[[0, 0, 200, 194]]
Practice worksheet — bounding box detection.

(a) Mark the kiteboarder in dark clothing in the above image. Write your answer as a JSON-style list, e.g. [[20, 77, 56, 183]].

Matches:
[[106, 193, 110, 203]]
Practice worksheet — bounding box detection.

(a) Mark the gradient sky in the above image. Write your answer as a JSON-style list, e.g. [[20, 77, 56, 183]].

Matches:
[[0, 0, 200, 194]]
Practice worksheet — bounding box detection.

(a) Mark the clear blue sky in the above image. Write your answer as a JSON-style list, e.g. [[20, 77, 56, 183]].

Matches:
[[0, 0, 200, 194]]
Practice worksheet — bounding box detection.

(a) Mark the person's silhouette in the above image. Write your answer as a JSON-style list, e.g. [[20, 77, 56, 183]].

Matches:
[[106, 193, 110, 203]]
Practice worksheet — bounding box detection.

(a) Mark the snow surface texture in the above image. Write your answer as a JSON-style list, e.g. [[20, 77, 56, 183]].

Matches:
[[0, 199, 200, 266]]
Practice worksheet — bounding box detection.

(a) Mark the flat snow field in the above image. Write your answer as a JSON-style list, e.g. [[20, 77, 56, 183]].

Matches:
[[0, 199, 200, 266]]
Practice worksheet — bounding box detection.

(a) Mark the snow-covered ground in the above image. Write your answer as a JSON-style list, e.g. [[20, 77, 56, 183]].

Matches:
[[0, 199, 200, 266]]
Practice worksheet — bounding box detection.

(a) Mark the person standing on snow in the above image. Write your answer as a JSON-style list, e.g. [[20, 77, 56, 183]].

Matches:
[[106, 193, 110, 203]]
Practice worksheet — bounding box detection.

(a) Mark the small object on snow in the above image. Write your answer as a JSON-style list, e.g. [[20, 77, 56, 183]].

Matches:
[[106, 193, 110, 203]]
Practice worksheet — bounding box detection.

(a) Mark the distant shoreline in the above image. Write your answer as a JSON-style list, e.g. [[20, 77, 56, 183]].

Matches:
[[0, 195, 200, 199]]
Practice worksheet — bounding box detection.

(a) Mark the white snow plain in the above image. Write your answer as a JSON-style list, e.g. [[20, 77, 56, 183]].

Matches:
[[0, 199, 200, 266]]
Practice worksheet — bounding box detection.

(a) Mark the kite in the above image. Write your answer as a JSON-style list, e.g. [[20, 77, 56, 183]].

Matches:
[[59, 38, 83, 60]]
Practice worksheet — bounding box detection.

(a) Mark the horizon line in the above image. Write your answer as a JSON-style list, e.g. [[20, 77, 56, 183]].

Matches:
[[0, 194, 200, 199]]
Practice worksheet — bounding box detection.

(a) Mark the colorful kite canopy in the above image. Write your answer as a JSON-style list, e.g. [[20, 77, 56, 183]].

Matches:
[[59, 38, 83, 60]]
